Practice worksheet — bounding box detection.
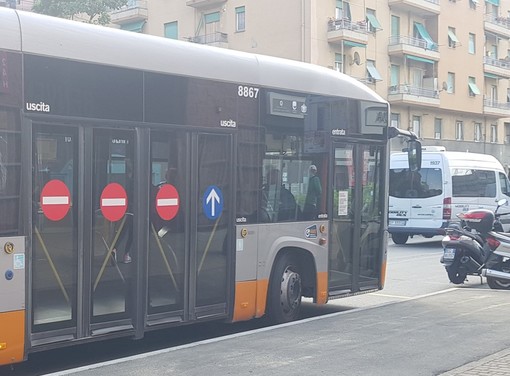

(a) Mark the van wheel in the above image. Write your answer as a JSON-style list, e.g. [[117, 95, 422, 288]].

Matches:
[[266, 253, 302, 324], [487, 277, 510, 290], [391, 233, 408, 245]]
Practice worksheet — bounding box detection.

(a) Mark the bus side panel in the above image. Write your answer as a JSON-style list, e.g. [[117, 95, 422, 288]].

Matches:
[[0, 236, 26, 366]]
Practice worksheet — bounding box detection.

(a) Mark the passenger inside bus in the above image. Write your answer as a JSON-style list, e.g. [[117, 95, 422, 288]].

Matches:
[[303, 164, 322, 219], [262, 168, 298, 222]]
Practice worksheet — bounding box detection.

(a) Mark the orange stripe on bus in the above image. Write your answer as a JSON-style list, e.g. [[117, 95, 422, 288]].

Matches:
[[255, 279, 268, 318], [0, 310, 25, 366], [380, 260, 387, 289], [232, 281, 257, 322], [316, 271, 328, 304], [232, 279, 269, 322]]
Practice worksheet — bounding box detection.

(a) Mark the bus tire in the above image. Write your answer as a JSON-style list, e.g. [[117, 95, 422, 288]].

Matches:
[[267, 253, 302, 324], [391, 233, 408, 245]]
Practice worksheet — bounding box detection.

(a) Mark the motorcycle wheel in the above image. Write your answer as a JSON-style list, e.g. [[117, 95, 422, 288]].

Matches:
[[446, 265, 467, 284], [486, 277, 510, 290]]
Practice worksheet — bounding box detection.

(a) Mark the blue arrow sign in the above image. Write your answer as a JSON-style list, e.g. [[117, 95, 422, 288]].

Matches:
[[203, 185, 223, 220]]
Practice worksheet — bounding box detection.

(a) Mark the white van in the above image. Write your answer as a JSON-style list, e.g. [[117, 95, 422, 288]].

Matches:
[[388, 147, 510, 244]]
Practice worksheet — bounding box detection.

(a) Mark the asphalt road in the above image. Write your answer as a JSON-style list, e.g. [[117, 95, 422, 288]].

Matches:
[[4, 236, 488, 375]]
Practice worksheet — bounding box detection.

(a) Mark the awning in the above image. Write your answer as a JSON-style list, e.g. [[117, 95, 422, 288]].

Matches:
[[366, 61, 382, 81], [468, 82, 481, 95], [448, 30, 460, 44], [405, 54, 435, 64], [486, 0, 499, 5], [414, 23, 437, 50], [484, 72, 502, 79], [471, 0, 479, 4], [121, 20, 146, 33], [366, 14, 382, 30], [343, 40, 367, 48]]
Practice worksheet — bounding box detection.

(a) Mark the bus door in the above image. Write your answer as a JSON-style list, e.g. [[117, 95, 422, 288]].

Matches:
[[32, 124, 79, 338], [90, 129, 136, 329], [148, 131, 232, 323], [329, 142, 384, 294]]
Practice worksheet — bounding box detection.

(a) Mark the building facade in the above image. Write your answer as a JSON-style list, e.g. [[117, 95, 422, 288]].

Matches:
[[5, 0, 510, 165]]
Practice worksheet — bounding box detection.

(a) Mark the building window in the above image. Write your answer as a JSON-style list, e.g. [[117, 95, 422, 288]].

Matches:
[[336, 0, 351, 20], [412, 115, 421, 138], [334, 53, 343, 72], [390, 65, 400, 91], [447, 72, 455, 93], [366, 9, 381, 33], [391, 113, 400, 128], [448, 27, 459, 48], [468, 76, 480, 97], [491, 124, 498, 143], [236, 6, 245, 32], [434, 118, 442, 139], [391, 15, 400, 38], [366, 60, 382, 83], [456, 121, 464, 140], [164, 21, 178, 40], [468, 33, 475, 54], [474, 122, 483, 142]]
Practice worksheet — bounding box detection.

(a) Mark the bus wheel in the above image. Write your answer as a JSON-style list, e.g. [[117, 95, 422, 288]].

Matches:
[[391, 233, 408, 245], [267, 253, 302, 324]]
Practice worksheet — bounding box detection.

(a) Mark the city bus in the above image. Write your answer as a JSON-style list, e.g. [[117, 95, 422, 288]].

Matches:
[[0, 8, 419, 366]]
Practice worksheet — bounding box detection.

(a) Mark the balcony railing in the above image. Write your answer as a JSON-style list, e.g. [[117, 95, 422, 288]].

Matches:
[[389, 35, 438, 52], [388, 84, 438, 98], [484, 56, 510, 70], [327, 18, 368, 34], [189, 32, 228, 45], [485, 13, 510, 30], [484, 98, 510, 110], [110, 0, 148, 23]]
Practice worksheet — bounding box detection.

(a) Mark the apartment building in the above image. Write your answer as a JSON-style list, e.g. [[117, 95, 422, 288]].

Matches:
[[4, 0, 510, 165]]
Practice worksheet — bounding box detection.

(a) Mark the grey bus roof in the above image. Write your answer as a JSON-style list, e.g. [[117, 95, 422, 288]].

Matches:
[[2, 8, 386, 104]]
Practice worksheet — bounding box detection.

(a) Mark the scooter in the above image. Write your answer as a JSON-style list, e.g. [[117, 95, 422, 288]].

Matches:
[[440, 198, 510, 289]]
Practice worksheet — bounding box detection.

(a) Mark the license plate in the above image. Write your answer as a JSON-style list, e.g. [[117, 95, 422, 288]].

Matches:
[[443, 248, 456, 260], [389, 219, 406, 226]]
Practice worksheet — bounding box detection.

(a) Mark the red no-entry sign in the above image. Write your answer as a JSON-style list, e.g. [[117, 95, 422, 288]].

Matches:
[[40, 179, 71, 221], [100, 183, 128, 222], [156, 184, 180, 221]]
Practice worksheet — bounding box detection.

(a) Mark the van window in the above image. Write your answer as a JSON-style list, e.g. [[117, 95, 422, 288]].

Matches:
[[389, 168, 442, 198], [452, 169, 496, 197], [499, 172, 510, 197]]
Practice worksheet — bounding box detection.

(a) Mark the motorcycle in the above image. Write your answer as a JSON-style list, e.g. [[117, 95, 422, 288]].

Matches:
[[440, 198, 510, 289]]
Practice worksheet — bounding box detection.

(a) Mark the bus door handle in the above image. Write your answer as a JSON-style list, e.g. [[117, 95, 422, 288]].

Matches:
[[412, 205, 422, 208]]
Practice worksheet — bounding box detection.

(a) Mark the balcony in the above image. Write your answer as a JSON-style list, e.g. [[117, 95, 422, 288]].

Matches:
[[484, 14, 510, 38], [484, 56, 510, 79], [189, 32, 228, 47], [388, 36, 440, 62], [186, 0, 227, 8], [388, 0, 440, 16], [388, 84, 440, 107], [110, 0, 148, 24], [484, 98, 510, 117], [327, 19, 368, 47]]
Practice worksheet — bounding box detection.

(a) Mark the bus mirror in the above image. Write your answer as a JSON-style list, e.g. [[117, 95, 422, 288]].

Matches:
[[407, 139, 422, 172]]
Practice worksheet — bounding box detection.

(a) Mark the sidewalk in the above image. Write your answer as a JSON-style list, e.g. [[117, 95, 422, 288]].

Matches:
[[440, 348, 510, 376]]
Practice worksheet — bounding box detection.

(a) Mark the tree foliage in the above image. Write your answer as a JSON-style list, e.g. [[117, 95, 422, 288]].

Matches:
[[32, 0, 128, 25]]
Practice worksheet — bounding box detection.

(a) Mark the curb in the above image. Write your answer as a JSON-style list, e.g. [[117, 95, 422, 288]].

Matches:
[[440, 348, 510, 375]]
